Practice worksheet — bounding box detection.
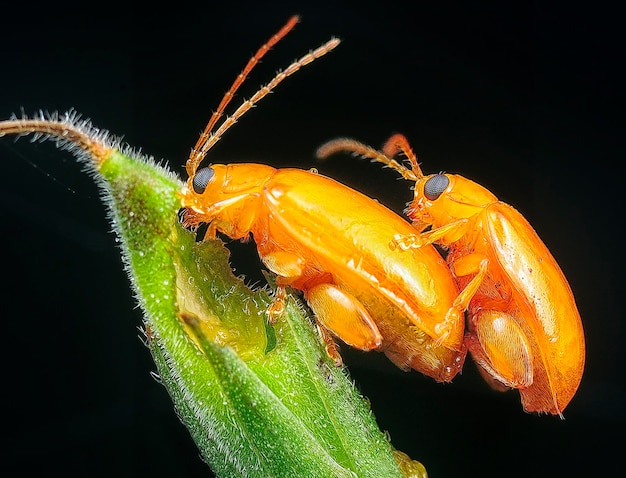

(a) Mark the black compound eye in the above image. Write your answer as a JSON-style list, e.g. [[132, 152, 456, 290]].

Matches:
[[423, 174, 449, 201], [192, 167, 215, 194]]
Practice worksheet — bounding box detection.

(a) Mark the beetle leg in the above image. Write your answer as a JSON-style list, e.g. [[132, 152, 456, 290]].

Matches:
[[261, 251, 307, 323], [315, 322, 344, 366], [182, 192, 262, 239], [434, 257, 489, 347], [183, 191, 254, 217], [305, 283, 383, 352], [465, 309, 534, 389], [450, 252, 485, 277], [261, 251, 306, 279], [204, 222, 219, 240], [261, 248, 382, 359], [266, 285, 287, 323], [391, 218, 469, 250], [449, 254, 489, 306]]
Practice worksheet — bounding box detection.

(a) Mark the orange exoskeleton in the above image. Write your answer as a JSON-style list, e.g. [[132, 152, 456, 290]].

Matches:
[[179, 18, 476, 381], [317, 133, 585, 416]]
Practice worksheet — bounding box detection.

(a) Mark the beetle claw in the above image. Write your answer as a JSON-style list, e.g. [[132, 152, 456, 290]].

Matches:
[[266, 286, 288, 323], [390, 233, 422, 251]]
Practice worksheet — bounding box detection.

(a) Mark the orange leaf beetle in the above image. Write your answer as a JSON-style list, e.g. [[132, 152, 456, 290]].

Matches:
[[317, 133, 585, 417], [178, 18, 477, 381]]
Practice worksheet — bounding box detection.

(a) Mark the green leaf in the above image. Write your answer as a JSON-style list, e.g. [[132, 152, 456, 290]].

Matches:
[[0, 115, 426, 477]]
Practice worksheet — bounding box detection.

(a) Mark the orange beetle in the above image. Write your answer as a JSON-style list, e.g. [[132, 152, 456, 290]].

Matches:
[[179, 18, 475, 382], [317, 133, 585, 417]]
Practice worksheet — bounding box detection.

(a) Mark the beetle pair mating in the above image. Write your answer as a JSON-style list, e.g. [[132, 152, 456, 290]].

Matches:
[[180, 16, 585, 417]]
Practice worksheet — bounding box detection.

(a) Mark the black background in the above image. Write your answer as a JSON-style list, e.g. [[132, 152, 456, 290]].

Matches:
[[1, 1, 623, 477]]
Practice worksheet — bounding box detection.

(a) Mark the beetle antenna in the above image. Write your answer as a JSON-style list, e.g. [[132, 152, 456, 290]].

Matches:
[[316, 137, 419, 181], [201, 38, 340, 168], [187, 16, 299, 176], [381, 133, 424, 178], [186, 16, 340, 177]]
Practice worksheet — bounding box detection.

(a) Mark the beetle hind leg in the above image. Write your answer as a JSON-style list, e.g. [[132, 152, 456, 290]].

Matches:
[[315, 322, 344, 366], [466, 309, 534, 389], [305, 283, 383, 353]]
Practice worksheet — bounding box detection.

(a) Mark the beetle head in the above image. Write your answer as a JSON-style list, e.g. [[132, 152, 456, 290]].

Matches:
[[180, 163, 275, 238], [407, 174, 498, 227]]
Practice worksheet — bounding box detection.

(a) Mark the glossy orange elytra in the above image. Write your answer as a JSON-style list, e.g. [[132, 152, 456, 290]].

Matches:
[[317, 134, 585, 416], [179, 18, 476, 381]]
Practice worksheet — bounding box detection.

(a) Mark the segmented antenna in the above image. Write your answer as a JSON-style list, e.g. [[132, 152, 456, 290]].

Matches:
[[381, 133, 422, 177], [316, 134, 422, 181], [186, 16, 340, 177]]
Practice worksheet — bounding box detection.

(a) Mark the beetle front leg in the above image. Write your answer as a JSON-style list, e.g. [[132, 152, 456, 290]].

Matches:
[[391, 218, 469, 250], [181, 191, 262, 240]]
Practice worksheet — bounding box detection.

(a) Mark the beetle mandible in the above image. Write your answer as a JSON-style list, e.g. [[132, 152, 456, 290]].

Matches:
[[316, 133, 585, 417], [179, 18, 476, 381]]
